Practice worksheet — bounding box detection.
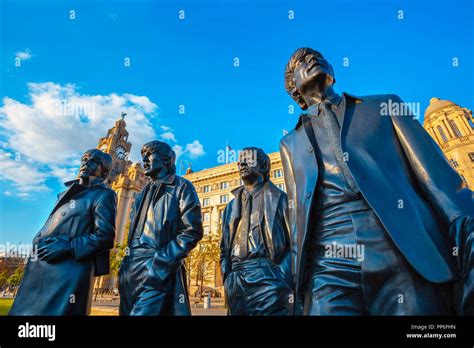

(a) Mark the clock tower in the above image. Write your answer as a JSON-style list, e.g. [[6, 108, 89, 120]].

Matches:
[[97, 112, 133, 184]]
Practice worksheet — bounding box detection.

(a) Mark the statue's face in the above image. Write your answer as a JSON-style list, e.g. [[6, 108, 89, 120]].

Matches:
[[293, 51, 333, 95], [79, 152, 105, 179], [238, 149, 262, 182], [141, 148, 165, 178]]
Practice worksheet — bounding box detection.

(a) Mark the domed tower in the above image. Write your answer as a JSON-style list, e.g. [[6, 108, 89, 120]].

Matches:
[[423, 97, 474, 189]]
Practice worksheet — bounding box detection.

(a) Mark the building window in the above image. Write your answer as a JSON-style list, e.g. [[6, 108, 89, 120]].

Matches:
[[273, 169, 283, 178], [203, 185, 210, 193], [276, 183, 285, 191], [469, 153, 474, 162], [203, 212, 210, 222], [450, 158, 459, 168], [449, 119, 463, 138], [203, 226, 210, 234], [220, 181, 229, 190], [437, 125, 448, 143], [202, 198, 210, 207], [220, 194, 228, 204]]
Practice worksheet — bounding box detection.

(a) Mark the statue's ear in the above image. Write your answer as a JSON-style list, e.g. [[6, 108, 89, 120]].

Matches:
[[100, 163, 110, 179], [259, 159, 270, 177], [299, 99, 308, 110]]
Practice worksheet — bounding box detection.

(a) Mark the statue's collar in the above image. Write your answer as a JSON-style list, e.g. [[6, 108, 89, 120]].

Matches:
[[294, 92, 362, 130], [64, 177, 106, 188], [152, 172, 176, 186]]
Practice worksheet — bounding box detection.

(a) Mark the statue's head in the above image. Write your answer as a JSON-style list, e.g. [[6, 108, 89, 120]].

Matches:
[[78, 149, 112, 180], [141, 140, 176, 179], [238, 147, 270, 183], [285, 47, 336, 110]]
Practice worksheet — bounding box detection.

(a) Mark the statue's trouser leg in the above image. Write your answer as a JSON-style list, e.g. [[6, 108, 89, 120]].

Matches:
[[226, 258, 291, 316], [305, 206, 455, 315], [357, 209, 455, 315], [118, 250, 171, 316]]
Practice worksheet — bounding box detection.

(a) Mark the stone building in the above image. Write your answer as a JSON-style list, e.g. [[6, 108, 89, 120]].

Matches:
[[423, 97, 474, 189]]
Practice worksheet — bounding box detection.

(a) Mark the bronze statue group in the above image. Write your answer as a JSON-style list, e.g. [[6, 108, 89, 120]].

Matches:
[[9, 48, 473, 316]]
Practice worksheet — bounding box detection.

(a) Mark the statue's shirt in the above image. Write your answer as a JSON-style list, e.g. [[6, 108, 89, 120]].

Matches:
[[308, 94, 361, 212], [231, 182, 268, 262], [129, 175, 171, 249]]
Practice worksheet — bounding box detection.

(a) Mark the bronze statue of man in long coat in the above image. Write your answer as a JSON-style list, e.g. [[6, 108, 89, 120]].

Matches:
[[9, 149, 117, 315]]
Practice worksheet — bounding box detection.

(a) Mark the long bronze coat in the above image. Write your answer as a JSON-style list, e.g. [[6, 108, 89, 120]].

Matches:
[[9, 179, 117, 315]]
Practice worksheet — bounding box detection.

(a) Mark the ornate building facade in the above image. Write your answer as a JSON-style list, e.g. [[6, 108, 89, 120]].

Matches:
[[423, 97, 474, 189]]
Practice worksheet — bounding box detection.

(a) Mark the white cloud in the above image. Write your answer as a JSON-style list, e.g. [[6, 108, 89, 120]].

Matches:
[[0, 150, 49, 197], [172, 144, 183, 159], [160, 131, 177, 142], [185, 140, 206, 159], [49, 165, 78, 184], [0, 82, 206, 197], [0, 82, 159, 195], [15, 49, 32, 61], [172, 141, 205, 160]]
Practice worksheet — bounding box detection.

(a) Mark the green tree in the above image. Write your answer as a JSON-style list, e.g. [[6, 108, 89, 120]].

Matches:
[[189, 232, 221, 295], [7, 266, 24, 287], [0, 271, 8, 288], [110, 221, 130, 276], [110, 242, 127, 275]]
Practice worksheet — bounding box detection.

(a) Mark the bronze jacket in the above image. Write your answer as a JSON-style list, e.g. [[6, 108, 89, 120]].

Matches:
[[125, 174, 203, 315], [220, 181, 293, 287]]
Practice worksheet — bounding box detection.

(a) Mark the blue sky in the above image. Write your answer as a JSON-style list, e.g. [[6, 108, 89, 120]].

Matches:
[[1, 0, 473, 245]]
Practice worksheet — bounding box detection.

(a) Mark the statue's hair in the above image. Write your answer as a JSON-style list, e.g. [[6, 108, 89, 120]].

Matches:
[[241, 147, 271, 182], [284, 47, 335, 110], [83, 149, 113, 178], [141, 140, 176, 174]]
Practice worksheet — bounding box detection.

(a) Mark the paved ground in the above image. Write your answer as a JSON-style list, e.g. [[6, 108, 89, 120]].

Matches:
[[1, 296, 227, 316], [91, 298, 227, 316]]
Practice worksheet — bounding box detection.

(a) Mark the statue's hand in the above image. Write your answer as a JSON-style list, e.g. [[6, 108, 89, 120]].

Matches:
[[37, 237, 73, 263]]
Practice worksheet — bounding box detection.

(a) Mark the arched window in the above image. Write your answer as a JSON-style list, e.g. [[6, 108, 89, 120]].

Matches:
[[437, 125, 448, 143], [449, 119, 463, 137]]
